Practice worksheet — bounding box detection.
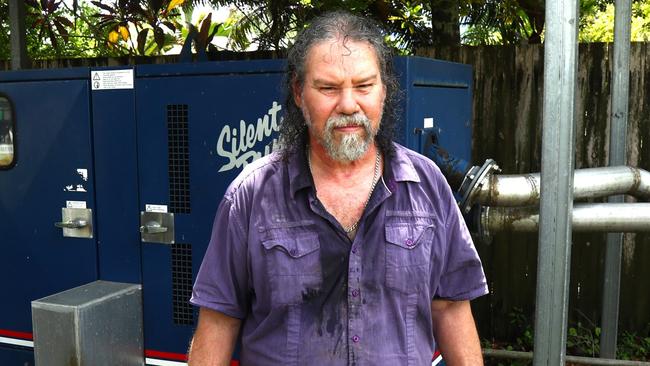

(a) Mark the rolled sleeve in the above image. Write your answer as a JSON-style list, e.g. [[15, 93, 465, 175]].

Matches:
[[190, 197, 249, 319]]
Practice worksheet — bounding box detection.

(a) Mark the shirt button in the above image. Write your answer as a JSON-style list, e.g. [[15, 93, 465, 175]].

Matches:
[[352, 335, 360, 343], [351, 247, 357, 254], [351, 289, 359, 297], [405, 238, 414, 247], [290, 249, 298, 256]]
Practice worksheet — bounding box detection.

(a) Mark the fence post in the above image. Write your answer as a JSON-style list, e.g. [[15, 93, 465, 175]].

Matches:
[[600, 0, 632, 358], [533, 0, 579, 364]]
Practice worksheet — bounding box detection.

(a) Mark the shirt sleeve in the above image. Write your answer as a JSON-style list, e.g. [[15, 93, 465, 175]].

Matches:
[[190, 197, 249, 319], [433, 178, 489, 301]]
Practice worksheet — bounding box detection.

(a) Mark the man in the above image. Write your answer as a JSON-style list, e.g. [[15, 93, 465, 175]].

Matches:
[[189, 11, 488, 366]]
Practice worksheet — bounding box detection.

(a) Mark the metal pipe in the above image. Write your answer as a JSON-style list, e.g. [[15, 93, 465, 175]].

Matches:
[[535, 0, 579, 364], [601, 0, 633, 357], [483, 349, 650, 366], [474, 166, 650, 206], [483, 203, 650, 234]]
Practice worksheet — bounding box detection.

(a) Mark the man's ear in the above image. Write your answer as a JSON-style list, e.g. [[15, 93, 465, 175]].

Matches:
[[291, 77, 302, 107]]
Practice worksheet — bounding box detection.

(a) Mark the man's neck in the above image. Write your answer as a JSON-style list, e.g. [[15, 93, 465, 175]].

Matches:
[[308, 143, 379, 184]]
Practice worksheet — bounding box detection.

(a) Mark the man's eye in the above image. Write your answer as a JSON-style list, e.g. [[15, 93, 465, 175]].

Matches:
[[356, 84, 373, 90], [320, 86, 338, 93]]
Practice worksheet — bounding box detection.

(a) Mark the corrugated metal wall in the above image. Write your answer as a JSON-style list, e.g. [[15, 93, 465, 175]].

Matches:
[[418, 42, 650, 341]]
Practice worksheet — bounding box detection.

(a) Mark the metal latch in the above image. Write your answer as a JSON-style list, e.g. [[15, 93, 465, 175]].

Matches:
[[55, 208, 93, 238], [140, 211, 174, 244]]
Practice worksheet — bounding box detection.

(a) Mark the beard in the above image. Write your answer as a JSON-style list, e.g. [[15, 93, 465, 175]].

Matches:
[[304, 111, 379, 162]]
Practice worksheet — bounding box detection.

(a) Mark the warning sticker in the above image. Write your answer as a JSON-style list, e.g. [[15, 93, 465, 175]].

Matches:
[[91, 69, 134, 90], [146, 204, 168, 213], [66, 200, 87, 209]]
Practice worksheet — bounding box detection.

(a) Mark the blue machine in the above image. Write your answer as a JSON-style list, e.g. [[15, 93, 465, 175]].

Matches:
[[0, 56, 471, 365]]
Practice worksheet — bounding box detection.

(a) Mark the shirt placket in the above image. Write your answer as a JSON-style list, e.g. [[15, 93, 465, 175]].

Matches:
[[347, 236, 363, 365], [346, 177, 393, 365]]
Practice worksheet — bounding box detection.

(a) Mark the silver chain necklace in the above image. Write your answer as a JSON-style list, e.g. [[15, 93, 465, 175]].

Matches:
[[308, 148, 382, 233]]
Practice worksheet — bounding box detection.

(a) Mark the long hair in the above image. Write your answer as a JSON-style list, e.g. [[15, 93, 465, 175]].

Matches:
[[279, 11, 400, 159]]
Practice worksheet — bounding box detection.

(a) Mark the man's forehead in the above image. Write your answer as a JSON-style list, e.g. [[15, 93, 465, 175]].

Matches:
[[303, 39, 381, 76]]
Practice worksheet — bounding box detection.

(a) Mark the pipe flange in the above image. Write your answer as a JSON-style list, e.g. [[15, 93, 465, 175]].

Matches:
[[459, 159, 500, 214]]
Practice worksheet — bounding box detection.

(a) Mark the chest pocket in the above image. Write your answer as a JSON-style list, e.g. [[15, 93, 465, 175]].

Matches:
[[385, 212, 435, 294], [261, 226, 322, 306]]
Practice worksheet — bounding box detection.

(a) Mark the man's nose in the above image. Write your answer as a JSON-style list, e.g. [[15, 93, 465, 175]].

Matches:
[[336, 88, 360, 115]]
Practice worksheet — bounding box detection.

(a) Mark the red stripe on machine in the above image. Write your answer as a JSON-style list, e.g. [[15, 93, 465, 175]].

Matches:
[[144, 350, 240, 365], [0, 329, 33, 340], [145, 350, 188, 361]]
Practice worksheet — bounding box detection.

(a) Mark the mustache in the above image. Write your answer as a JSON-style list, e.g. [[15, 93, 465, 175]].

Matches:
[[326, 114, 371, 129]]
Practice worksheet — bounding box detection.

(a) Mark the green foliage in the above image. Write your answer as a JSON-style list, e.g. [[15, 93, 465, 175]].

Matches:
[[25, 2, 117, 59], [580, 1, 650, 42], [4, 0, 650, 60], [483, 308, 650, 364], [0, 2, 10, 60], [618, 330, 650, 360], [214, 0, 442, 52], [461, 0, 544, 45]]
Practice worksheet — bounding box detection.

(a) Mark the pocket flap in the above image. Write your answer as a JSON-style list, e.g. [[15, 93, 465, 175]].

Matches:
[[385, 224, 431, 249], [262, 234, 320, 258]]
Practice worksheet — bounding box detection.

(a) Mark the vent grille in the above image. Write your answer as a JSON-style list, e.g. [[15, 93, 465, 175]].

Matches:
[[167, 104, 190, 214], [172, 243, 194, 325]]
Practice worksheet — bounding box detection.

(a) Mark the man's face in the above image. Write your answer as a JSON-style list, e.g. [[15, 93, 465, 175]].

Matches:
[[293, 39, 386, 162]]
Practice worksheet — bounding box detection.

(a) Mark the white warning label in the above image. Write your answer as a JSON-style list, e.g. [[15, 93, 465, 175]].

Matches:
[[146, 204, 168, 213], [91, 69, 134, 90], [66, 200, 87, 209]]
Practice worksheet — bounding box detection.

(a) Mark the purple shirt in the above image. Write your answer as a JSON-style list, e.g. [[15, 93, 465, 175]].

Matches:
[[191, 143, 488, 365]]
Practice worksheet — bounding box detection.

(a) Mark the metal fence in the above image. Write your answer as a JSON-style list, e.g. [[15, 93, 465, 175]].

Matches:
[[417, 41, 650, 348]]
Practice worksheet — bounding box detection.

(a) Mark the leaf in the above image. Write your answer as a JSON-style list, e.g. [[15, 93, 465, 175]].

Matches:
[[32, 18, 44, 28], [166, 0, 184, 13], [24, 0, 39, 9], [47, 24, 58, 49], [118, 25, 129, 41], [154, 26, 165, 49], [53, 19, 69, 43], [206, 23, 221, 45], [91, 1, 115, 13], [55, 16, 74, 28], [198, 13, 212, 48], [108, 30, 119, 44], [49, 0, 61, 12], [149, 0, 163, 13], [162, 21, 176, 32], [137, 28, 149, 55]]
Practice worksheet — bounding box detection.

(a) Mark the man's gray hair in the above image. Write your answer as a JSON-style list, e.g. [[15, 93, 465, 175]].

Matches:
[[280, 10, 400, 158]]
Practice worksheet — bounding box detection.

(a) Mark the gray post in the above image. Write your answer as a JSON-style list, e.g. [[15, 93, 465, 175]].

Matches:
[[8, 0, 28, 70], [533, 0, 579, 364], [600, 0, 632, 358]]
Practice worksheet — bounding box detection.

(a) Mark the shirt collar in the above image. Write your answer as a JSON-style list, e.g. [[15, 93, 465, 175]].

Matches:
[[288, 147, 313, 199], [386, 142, 420, 183], [287, 142, 421, 198]]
